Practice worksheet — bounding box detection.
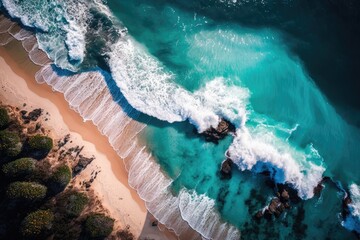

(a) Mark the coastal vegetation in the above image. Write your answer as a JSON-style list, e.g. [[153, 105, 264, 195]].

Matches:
[[2, 157, 37, 179], [0, 129, 22, 158], [27, 134, 53, 159], [0, 107, 10, 129], [49, 164, 72, 193], [85, 213, 115, 239], [21, 209, 54, 239], [0, 105, 127, 240], [6, 181, 47, 202]]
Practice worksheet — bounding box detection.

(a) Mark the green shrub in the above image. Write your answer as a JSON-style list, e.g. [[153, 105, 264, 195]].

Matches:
[[21, 209, 54, 239], [27, 134, 53, 159], [57, 190, 89, 218], [49, 165, 71, 193], [6, 181, 47, 201], [0, 108, 10, 129], [84, 213, 114, 239], [2, 158, 37, 179], [0, 130, 22, 158], [115, 227, 134, 240]]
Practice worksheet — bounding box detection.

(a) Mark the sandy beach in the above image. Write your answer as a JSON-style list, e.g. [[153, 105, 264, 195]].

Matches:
[[0, 39, 176, 239]]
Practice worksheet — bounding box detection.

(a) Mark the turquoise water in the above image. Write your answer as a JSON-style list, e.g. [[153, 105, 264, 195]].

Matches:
[[1, 0, 360, 238], [109, 0, 360, 238]]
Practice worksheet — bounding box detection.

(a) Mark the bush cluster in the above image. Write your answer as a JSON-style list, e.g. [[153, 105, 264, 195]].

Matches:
[[0, 130, 22, 158], [85, 213, 114, 239], [49, 164, 72, 193], [6, 181, 47, 201], [27, 135, 53, 159], [2, 158, 37, 179], [0, 107, 10, 129], [56, 190, 89, 218], [21, 210, 54, 239], [0, 107, 118, 239]]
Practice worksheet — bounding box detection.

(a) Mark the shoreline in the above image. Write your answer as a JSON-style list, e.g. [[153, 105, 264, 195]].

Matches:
[[0, 39, 176, 239]]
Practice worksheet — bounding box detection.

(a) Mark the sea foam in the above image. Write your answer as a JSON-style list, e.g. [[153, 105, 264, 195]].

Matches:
[[108, 34, 325, 200], [0, 0, 111, 69], [342, 184, 360, 234]]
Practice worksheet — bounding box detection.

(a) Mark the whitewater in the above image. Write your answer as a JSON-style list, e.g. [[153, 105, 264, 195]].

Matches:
[[1, 0, 360, 239]]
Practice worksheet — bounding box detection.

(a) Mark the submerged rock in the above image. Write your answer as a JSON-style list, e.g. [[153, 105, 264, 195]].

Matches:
[[201, 119, 235, 143], [313, 176, 330, 195], [342, 194, 352, 218], [280, 189, 290, 202], [220, 158, 233, 179]]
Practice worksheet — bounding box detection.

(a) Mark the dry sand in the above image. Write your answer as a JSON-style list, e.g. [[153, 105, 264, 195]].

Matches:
[[0, 40, 176, 240]]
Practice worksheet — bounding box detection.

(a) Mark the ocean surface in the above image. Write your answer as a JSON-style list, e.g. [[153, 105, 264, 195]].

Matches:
[[1, 0, 360, 239]]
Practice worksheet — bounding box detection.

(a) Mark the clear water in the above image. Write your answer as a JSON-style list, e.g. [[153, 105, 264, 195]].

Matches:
[[1, 0, 360, 239]]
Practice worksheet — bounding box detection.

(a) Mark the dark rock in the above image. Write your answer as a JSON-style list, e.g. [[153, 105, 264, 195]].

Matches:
[[266, 198, 285, 218], [27, 108, 42, 121], [21, 108, 42, 122], [200, 119, 235, 143], [277, 183, 301, 203], [35, 123, 41, 131], [255, 210, 263, 219], [263, 209, 272, 220], [220, 158, 233, 179], [260, 170, 271, 177], [313, 177, 331, 195], [57, 134, 70, 148], [85, 182, 91, 189], [342, 194, 352, 218], [280, 189, 290, 202], [313, 183, 324, 196], [73, 155, 95, 176], [268, 198, 280, 213], [151, 220, 158, 227]]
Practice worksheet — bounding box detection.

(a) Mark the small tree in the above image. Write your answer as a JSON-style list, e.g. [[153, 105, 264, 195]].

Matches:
[[56, 190, 89, 218], [49, 164, 72, 193], [6, 181, 47, 202], [0, 107, 10, 129], [27, 134, 53, 159], [2, 158, 37, 179], [84, 213, 114, 239], [21, 210, 54, 239], [0, 130, 22, 158]]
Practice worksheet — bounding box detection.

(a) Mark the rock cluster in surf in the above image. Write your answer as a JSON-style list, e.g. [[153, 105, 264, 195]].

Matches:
[[200, 118, 235, 144]]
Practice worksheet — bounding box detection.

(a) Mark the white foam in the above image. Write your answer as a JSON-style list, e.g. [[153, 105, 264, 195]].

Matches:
[[228, 127, 325, 199], [179, 190, 241, 239], [1, 0, 89, 67], [342, 183, 360, 234], [108, 38, 251, 132], [108, 35, 326, 200], [63, 0, 88, 62]]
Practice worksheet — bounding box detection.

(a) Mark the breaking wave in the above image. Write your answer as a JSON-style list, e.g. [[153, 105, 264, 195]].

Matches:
[[342, 184, 360, 234]]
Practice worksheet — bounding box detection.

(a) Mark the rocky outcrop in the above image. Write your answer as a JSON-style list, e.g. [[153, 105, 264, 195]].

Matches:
[[21, 108, 43, 124], [255, 187, 293, 220], [313, 176, 331, 196], [201, 119, 235, 144], [73, 155, 95, 176], [220, 158, 233, 179]]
